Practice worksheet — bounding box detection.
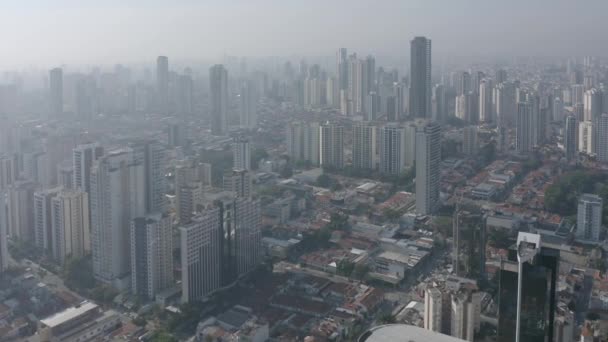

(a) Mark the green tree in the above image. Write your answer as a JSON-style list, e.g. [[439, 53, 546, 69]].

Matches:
[[336, 260, 355, 276], [64, 255, 95, 290]]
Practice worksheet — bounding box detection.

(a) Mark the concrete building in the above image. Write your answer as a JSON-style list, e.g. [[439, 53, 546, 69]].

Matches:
[[424, 287, 443, 333], [7, 180, 37, 242], [131, 140, 167, 215], [416, 122, 441, 215], [90, 149, 146, 289], [462, 126, 478, 156], [286, 122, 320, 166], [450, 291, 481, 341], [578, 121, 595, 155], [49, 67, 63, 117], [0, 193, 8, 273], [239, 80, 258, 129], [51, 190, 90, 264], [379, 124, 407, 175], [156, 56, 169, 115], [584, 88, 601, 121], [233, 136, 251, 171], [596, 114, 608, 162], [410, 37, 432, 118], [72, 142, 104, 194], [564, 115, 578, 160], [352, 123, 377, 170], [360, 324, 466, 342], [180, 197, 261, 303], [180, 208, 222, 302], [0, 154, 18, 191], [38, 301, 120, 342], [319, 123, 344, 169], [131, 213, 174, 299], [576, 194, 603, 242], [34, 187, 62, 254], [223, 169, 252, 199], [210, 64, 228, 135]]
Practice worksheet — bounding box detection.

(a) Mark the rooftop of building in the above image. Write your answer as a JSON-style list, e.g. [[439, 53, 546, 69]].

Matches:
[[39, 301, 98, 328], [359, 324, 465, 342]]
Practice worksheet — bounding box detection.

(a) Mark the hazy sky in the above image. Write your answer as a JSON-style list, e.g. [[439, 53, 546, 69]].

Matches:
[[1, 0, 607, 68]]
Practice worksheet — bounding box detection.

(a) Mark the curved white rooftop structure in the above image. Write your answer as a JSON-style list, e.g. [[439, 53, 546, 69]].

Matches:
[[359, 324, 465, 342]]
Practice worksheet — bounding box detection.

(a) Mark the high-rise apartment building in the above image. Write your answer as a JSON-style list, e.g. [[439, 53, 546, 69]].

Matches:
[[223, 169, 251, 199], [336, 48, 348, 92], [462, 126, 478, 156], [0, 194, 8, 273], [73, 143, 104, 194], [479, 79, 493, 123], [51, 190, 90, 264], [596, 113, 608, 162], [576, 193, 603, 242], [232, 136, 251, 171], [410, 37, 432, 118], [424, 287, 443, 333], [415, 122, 441, 215], [352, 123, 377, 170], [49, 68, 63, 117], [210, 65, 228, 135], [156, 56, 169, 115], [180, 197, 261, 303], [583, 88, 601, 121], [286, 122, 320, 166], [34, 187, 62, 254], [578, 120, 595, 155], [177, 74, 194, 116], [90, 149, 146, 288], [7, 180, 37, 242], [379, 124, 407, 175], [564, 115, 578, 160], [131, 213, 174, 299], [0, 154, 18, 192], [131, 140, 167, 214], [239, 81, 258, 129], [319, 123, 344, 169]]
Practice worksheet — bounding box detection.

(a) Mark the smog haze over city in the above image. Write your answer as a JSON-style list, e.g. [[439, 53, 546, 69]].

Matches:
[[1, 1, 608, 342]]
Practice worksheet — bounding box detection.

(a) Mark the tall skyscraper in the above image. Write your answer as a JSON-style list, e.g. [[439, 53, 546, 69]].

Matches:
[[180, 208, 222, 303], [583, 88, 601, 121], [156, 56, 169, 115], [379, 124, 407, 175], [90, 149, 146, 288], [0, 154, 18, 192], [352, 123, 377, 170], [497, 232, 558, 342], [479, 79, 493, 123], [0, 193, 8, 273], [177, 74, 194, 116], [410, 36, 432, 118], [180, 197, 261, 303], [564, 115, 578, 160], [210, 64, 228, 135], [424, 287, 443, 333], [232, 136, 251, 171], [49, 67, 63, 117], [7, 180, 37, 242], [578, 120, 595, 155], [131, 140, 167, 214], [415, 122, 441, 215], [51, 190, 90, 264], [73, 143, 104, 194], [596, 113, 608, 162], [432, 84, 447, 122], [515, 100, 535, 153], [450, 291, 482, 341], [319, 123, 344, 169], [348, 57, 369, 114], [495, 82, 517, 128], [576, 194, 603, 242], [131, 213, 174, 299], [462, 126, 478, 156], [34, 187, 62, 254], [336, 48, 348, 91], [239, 80, 258, 129]]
